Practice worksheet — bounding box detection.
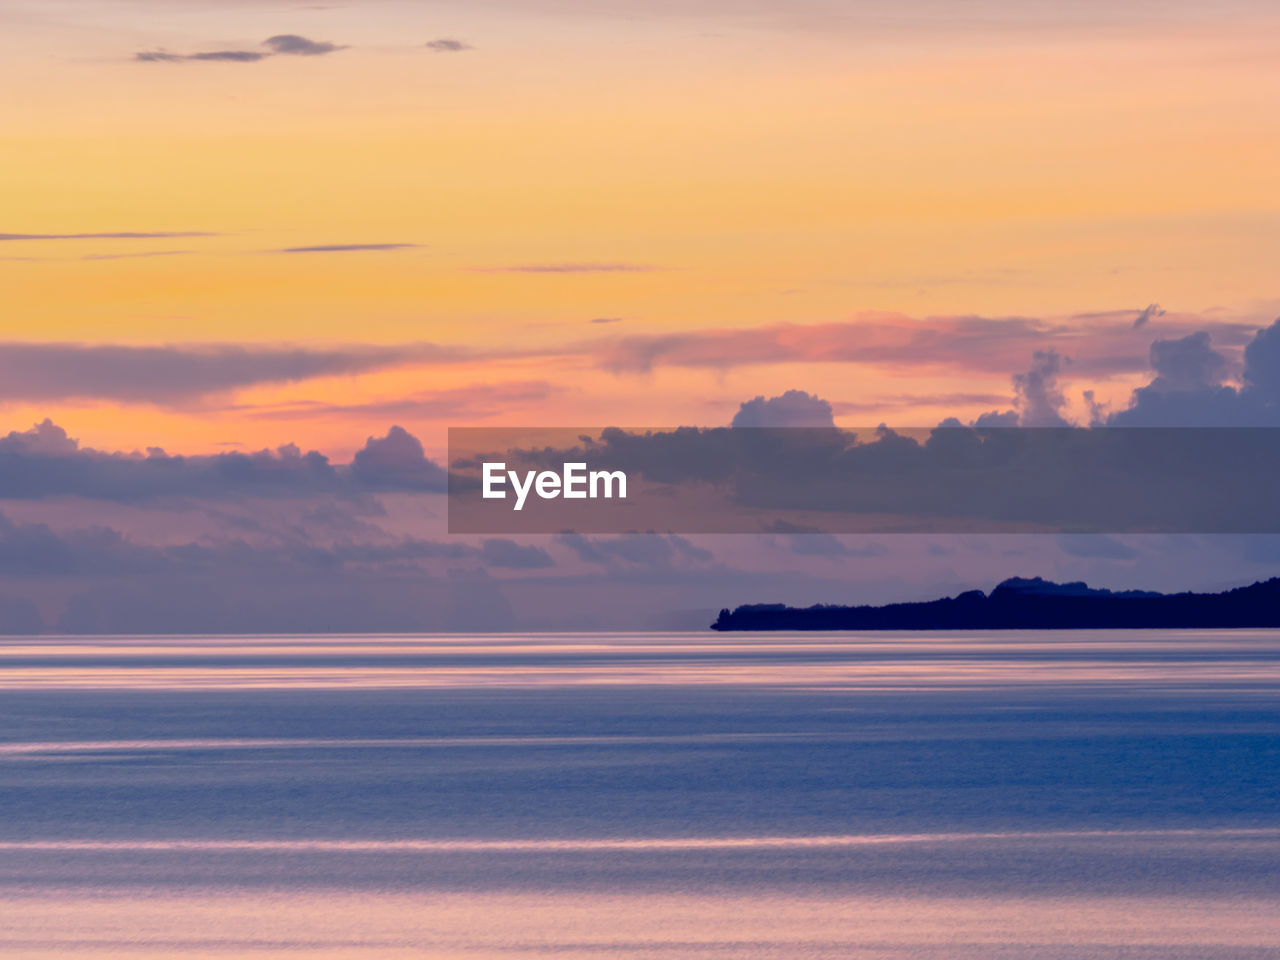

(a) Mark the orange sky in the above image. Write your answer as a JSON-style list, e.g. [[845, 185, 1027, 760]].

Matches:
[[2, 0, 1278, 458]]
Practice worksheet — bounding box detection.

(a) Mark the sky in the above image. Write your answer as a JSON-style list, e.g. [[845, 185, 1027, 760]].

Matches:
[[1, 0, 1279, 631]]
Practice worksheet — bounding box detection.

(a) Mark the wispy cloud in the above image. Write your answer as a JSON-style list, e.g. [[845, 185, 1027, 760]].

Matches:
[[0, 342, 469, 406], [477, 262, 659, 274], [1133, 302, 1166, 329], [590, 317, 624, 325], [275, 243, 419, 254], [135, 35, 346, 63], [830, 392, 1011, 413], [136, 49, 266, 63], [0, 232, 212, 241], [237, 381, 557, 421], [584, 313, 1260, 378], [80, 250, 191, 261], [425, 38, 473, 53]]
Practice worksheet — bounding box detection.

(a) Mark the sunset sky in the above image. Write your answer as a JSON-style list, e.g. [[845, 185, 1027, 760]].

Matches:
[[2, 0, 1279, 631]]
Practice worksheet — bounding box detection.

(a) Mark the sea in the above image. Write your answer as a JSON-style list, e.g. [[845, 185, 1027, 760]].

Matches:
[[1, 631, 1278, 958]]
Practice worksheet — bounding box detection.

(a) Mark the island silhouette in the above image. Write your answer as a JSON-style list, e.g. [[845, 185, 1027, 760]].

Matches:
[[711, 576, 1280, 631]]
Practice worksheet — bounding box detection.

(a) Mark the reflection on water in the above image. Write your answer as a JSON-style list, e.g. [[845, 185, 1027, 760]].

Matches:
[[2, 631, 1279, 958]]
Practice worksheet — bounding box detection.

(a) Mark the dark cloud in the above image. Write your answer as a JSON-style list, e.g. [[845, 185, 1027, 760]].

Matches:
[[731, 390, 835, 428], [425, 38, 473, 52], [1242, 320, 1280, 405], [350, 426, 448, 492], [452, 419, 1280, 534], [276, 243, 419, 253], [0, 341, 464, 405], [135, 35, 345, 63], [0, 231, 212, 241], [1110, 320, 1280, 426], [0, 510, 514, 633], [1148, 332, 1228, 393], [0, 420, 447, 500]]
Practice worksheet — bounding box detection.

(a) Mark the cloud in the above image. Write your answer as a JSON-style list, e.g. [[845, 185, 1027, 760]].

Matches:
[[555, 532, 712, 568], [458, 415, 1280, 534], [80, 250, 191, 261], [1057, 534, 1140, 560], [264, 34, 345, 56], [350, 426, 448, 492], [1109, 320, 1280, 426], [480, 538, 555, 569], [276, 243, 419, 253], [135, 35, 345, 63], [0, 595, 41, 634], [425, 38, 473, 52], [830, 392, 1009, 414], [590, 317, 624, 325], [1011, 349, 1070, 427], [0, 420, 447, 500], [1242, 319, 1280, 405], [136, 49, 265, 62], [731, 390, 835, 428], [239, 381, 556, 422], [586, 312, 1260, 379], [1133, 303, 1165, 329], [0, 232, 212, 241], [480, 262, 658, 274], [0, 341, 466, 405], [762, 522, 888, 558]]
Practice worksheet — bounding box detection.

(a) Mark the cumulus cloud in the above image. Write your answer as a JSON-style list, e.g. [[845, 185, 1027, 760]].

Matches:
[[731, 390, 835, 428], [0, 420, 446, 500], [0, 341, 466, 405], [350, 426, 449, 492], [1110, 319, 1280, 426], [1012, 349, 1070, 426]]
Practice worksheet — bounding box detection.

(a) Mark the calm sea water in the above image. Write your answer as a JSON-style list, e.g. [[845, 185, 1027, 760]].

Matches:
[[1, 631, 1278, 958]]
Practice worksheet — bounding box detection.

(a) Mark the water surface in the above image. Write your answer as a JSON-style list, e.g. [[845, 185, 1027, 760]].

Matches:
[[2, 631, 1278, 958]]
